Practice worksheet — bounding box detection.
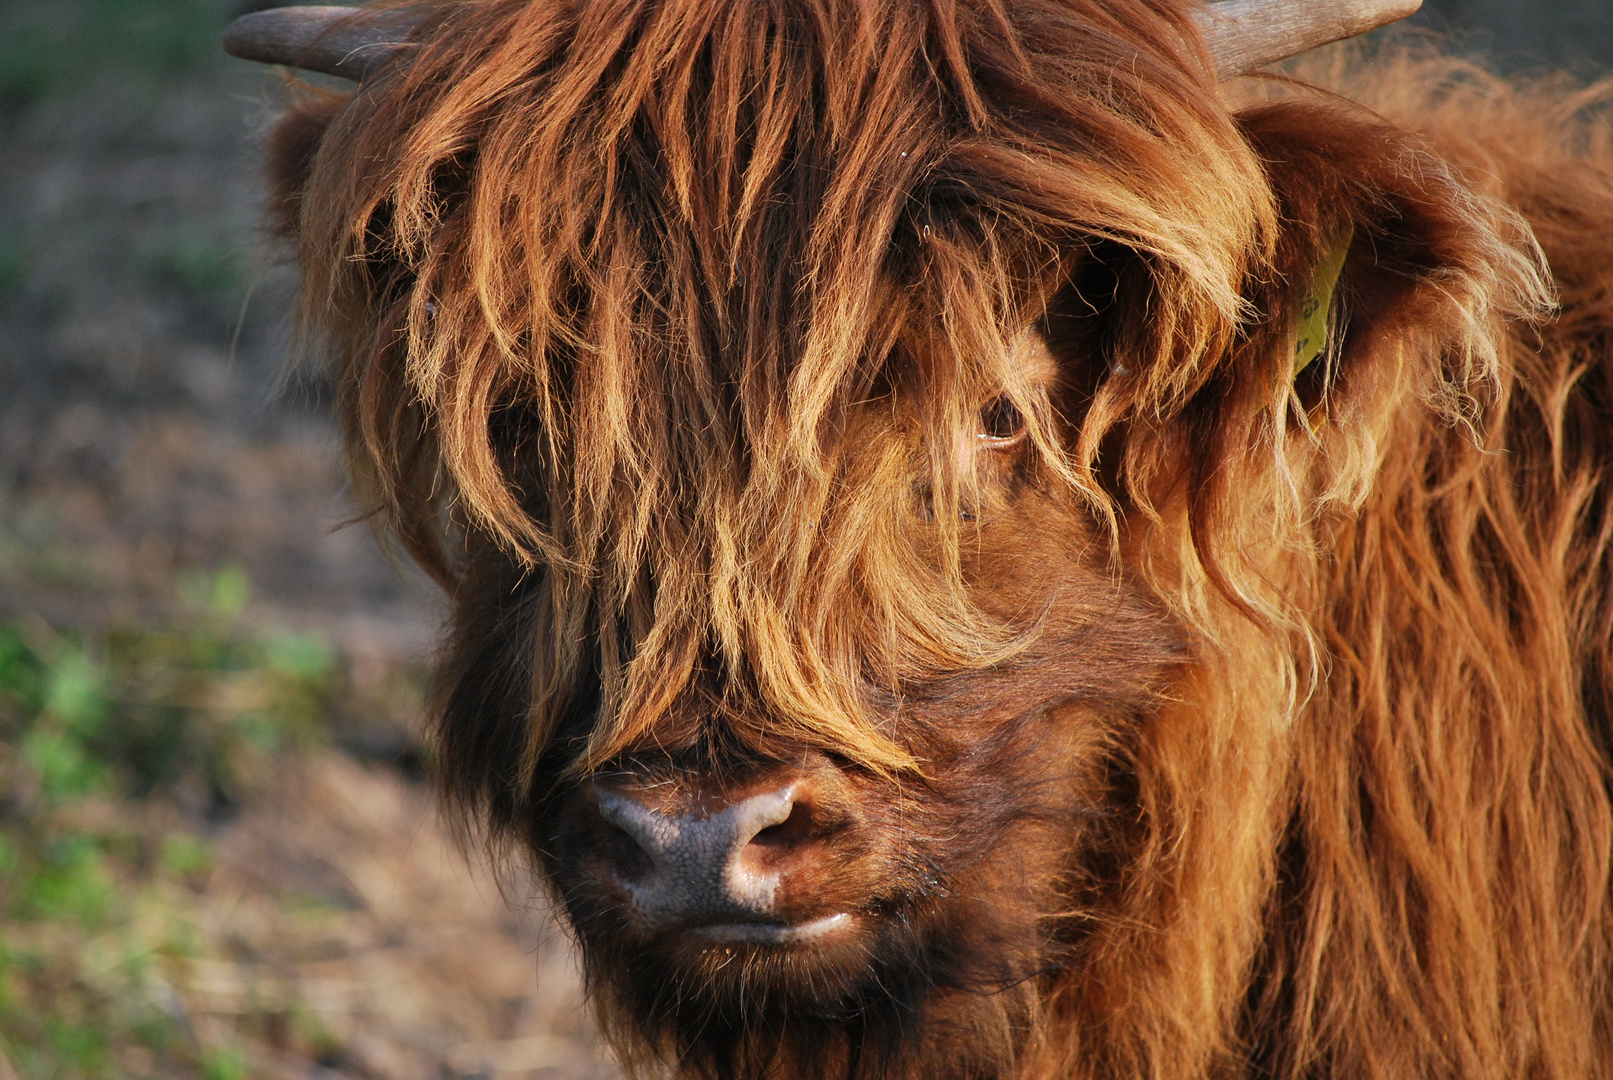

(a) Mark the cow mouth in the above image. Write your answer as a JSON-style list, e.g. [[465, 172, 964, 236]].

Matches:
[[686, 912, 854, 945]]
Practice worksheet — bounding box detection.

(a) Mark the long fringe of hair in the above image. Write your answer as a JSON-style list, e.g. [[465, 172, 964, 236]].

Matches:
[[290, 0, 1277, 781]]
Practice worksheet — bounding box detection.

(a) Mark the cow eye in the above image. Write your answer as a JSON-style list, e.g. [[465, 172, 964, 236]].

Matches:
[[977, 397, 1026, 446]]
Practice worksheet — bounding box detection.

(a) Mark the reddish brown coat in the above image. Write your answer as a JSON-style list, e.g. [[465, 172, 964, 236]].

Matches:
[[265, 2, 1613, 1077]]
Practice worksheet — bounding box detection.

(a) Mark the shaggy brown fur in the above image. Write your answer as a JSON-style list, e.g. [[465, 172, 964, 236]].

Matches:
[[265, 2, 1613, 1077]]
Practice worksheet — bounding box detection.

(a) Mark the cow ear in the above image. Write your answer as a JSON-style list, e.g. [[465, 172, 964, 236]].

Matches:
[[265, 89, 352, 240], [1235, 100, 1546, 419]]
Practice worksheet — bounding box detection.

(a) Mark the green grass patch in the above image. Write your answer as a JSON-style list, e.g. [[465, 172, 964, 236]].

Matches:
[[0, 564, 385, 1075], [158, 833, 214, 881], [201, 1044, 248, 1080]]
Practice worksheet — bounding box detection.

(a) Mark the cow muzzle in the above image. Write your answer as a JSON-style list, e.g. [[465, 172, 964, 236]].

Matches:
[[590, 777, 854, 945]]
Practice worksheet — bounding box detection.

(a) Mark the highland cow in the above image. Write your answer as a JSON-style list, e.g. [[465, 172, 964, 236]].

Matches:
[[227, 1, 1613, 1077]]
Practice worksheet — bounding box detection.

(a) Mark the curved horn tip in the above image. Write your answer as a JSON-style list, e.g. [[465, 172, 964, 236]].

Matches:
[[222, 5, 416, 81], [1195, 0, 1425, 80]]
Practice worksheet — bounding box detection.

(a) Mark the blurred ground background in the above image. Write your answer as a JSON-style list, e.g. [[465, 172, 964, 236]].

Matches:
[[1417, 0, 1613, 74], [0, 1, 613, 1076], [0, 1, 1606, 1079]]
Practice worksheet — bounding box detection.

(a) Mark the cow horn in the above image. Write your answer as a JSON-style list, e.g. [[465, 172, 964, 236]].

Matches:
[[1195, 0, 1423, 79], [222, 5, 416, 81], [222, 0, 1422, 83]]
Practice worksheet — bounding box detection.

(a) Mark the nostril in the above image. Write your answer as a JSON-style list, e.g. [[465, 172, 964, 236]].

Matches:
[[603, 821, 655, 881], [750, 799, 813, 849], [591, 781, 820, 928]]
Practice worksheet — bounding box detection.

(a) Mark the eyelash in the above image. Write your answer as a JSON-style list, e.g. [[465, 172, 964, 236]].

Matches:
[[977, 397, 1026, 445]]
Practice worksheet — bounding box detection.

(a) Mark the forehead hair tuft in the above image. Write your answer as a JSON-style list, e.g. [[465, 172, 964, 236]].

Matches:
[[291, 0, 1275, 774]]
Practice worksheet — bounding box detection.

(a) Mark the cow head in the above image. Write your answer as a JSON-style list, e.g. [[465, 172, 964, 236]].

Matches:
[[236, 1, 1549, 1076]]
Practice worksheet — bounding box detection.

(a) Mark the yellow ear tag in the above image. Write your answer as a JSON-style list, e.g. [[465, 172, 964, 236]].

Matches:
[[1293, 223, 1354, 378]]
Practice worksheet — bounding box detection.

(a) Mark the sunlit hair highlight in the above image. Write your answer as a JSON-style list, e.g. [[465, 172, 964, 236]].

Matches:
[[290, 0, 1272, 777]]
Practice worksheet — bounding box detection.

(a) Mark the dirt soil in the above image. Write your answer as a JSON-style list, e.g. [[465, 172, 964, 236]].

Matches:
[[0, 2, 614, 1076], [157, 754, 612, 1079]]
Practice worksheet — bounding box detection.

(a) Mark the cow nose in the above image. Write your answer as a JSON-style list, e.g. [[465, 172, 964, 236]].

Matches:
[[595, 784, 807, 931]]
